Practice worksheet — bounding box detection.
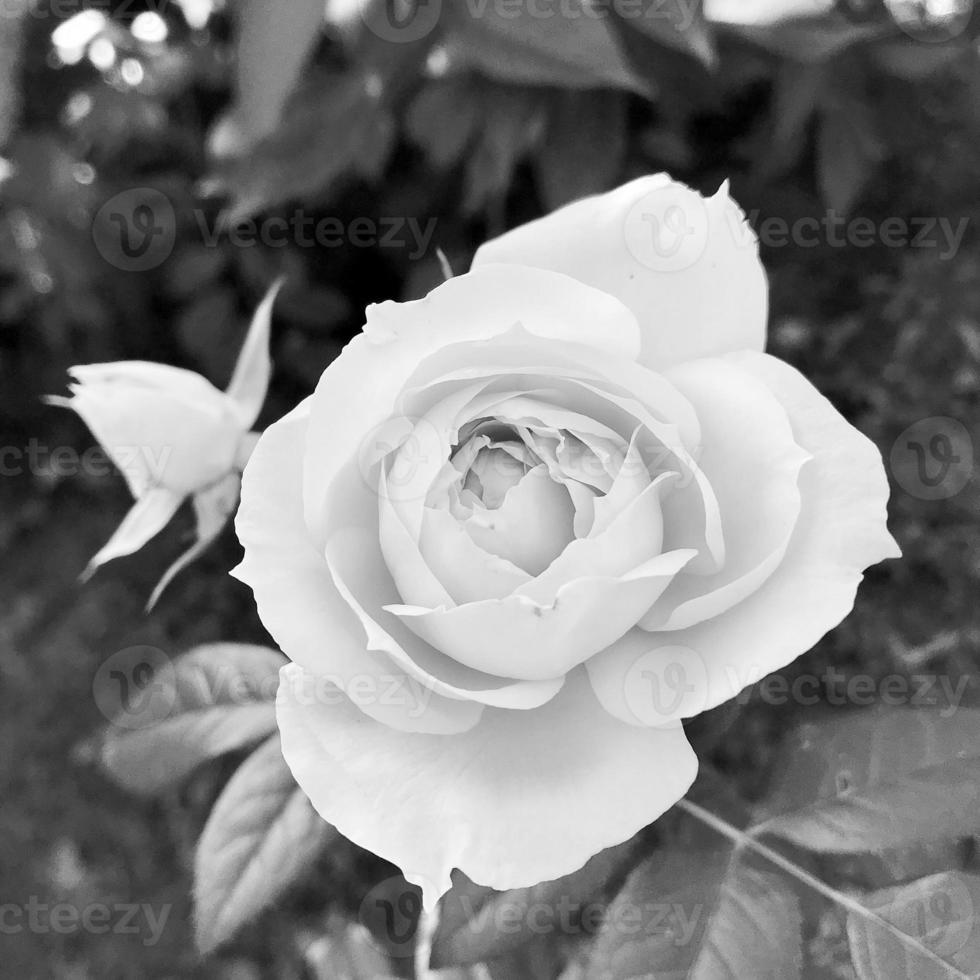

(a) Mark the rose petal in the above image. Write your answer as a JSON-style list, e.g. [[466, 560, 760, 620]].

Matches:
[[473, 175, 767, 370], [587, 351, 899, 720], [68, 361, 229, 405], [233, 401, 484, 733], [419, 507, 531, 603], [637, 356, 811, 630], [277, 664, 697, 908], [386, 549, 696, 682], [463, 464, 575, 575], [516, 472, 674, 606], [303, 266, 642, 544], [327, 527, 564, 710]]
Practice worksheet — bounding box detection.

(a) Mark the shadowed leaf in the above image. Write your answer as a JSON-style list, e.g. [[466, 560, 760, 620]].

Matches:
[[96, 643, 285, 795], [195, 733, 337, 953]]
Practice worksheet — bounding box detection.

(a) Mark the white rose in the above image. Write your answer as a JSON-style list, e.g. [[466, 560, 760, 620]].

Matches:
[[233, 175, 899, 906]]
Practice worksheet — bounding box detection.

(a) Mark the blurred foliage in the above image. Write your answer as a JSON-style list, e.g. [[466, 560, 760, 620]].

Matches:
[[3, 0, 980, 977]]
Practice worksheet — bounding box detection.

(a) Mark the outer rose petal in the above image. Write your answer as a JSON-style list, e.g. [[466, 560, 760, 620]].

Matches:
[[276, 663, 697, 908], [637, 356, 811, 630], [587, 351, 900, 724], [60, 383, 241, 496], [303, 266, 642, 544], [472, 175, 767, 371], [233, 400, 484, 734]]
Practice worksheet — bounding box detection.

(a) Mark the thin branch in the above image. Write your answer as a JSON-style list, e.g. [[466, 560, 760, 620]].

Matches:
[[676, 798, 972, 980]]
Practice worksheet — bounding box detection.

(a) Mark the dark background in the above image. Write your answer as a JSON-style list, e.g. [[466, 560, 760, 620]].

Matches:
[[1, 1, 979, 976]]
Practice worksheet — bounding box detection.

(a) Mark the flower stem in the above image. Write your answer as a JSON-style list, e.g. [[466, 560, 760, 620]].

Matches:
[[676, 798, 970, 979], [414, 903, 439, 980]]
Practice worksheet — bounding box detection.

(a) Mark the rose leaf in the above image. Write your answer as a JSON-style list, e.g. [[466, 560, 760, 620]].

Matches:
[[194, 732, 337, 954], [92, 642, 285, 796]]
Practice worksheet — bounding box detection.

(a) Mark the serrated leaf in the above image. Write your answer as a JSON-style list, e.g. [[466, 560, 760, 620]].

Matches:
[[847, 872, 980, 980], [444, 0, 649, 94], [97, 643, 285, 795], [534, 89, 627, 211], [752, 708, 980, 854], [585, 849, 803, 979], [195, 733, 337, 953], [431, 837, 640, 969]]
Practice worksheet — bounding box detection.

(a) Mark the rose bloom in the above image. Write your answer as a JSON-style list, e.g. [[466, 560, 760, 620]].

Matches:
[[234, 175, 899, 905]]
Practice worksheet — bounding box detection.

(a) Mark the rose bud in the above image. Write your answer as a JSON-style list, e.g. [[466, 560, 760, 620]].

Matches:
[[48, 283, 280, 606]]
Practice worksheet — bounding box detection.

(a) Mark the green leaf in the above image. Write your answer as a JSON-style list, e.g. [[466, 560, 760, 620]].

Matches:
[[847, 872, 980, 980], [221, 0, 325, 151], [585, 847, 803, 979], [194, 733, 337, 953], [444, 0, 649, 94], [431, 837, 640, 969], [220, 69, 397, 222], [96, 643, 285, 795], [534, 89, 628, 211], [752, 708, 980, 854], [462, 85, 549, 215]]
